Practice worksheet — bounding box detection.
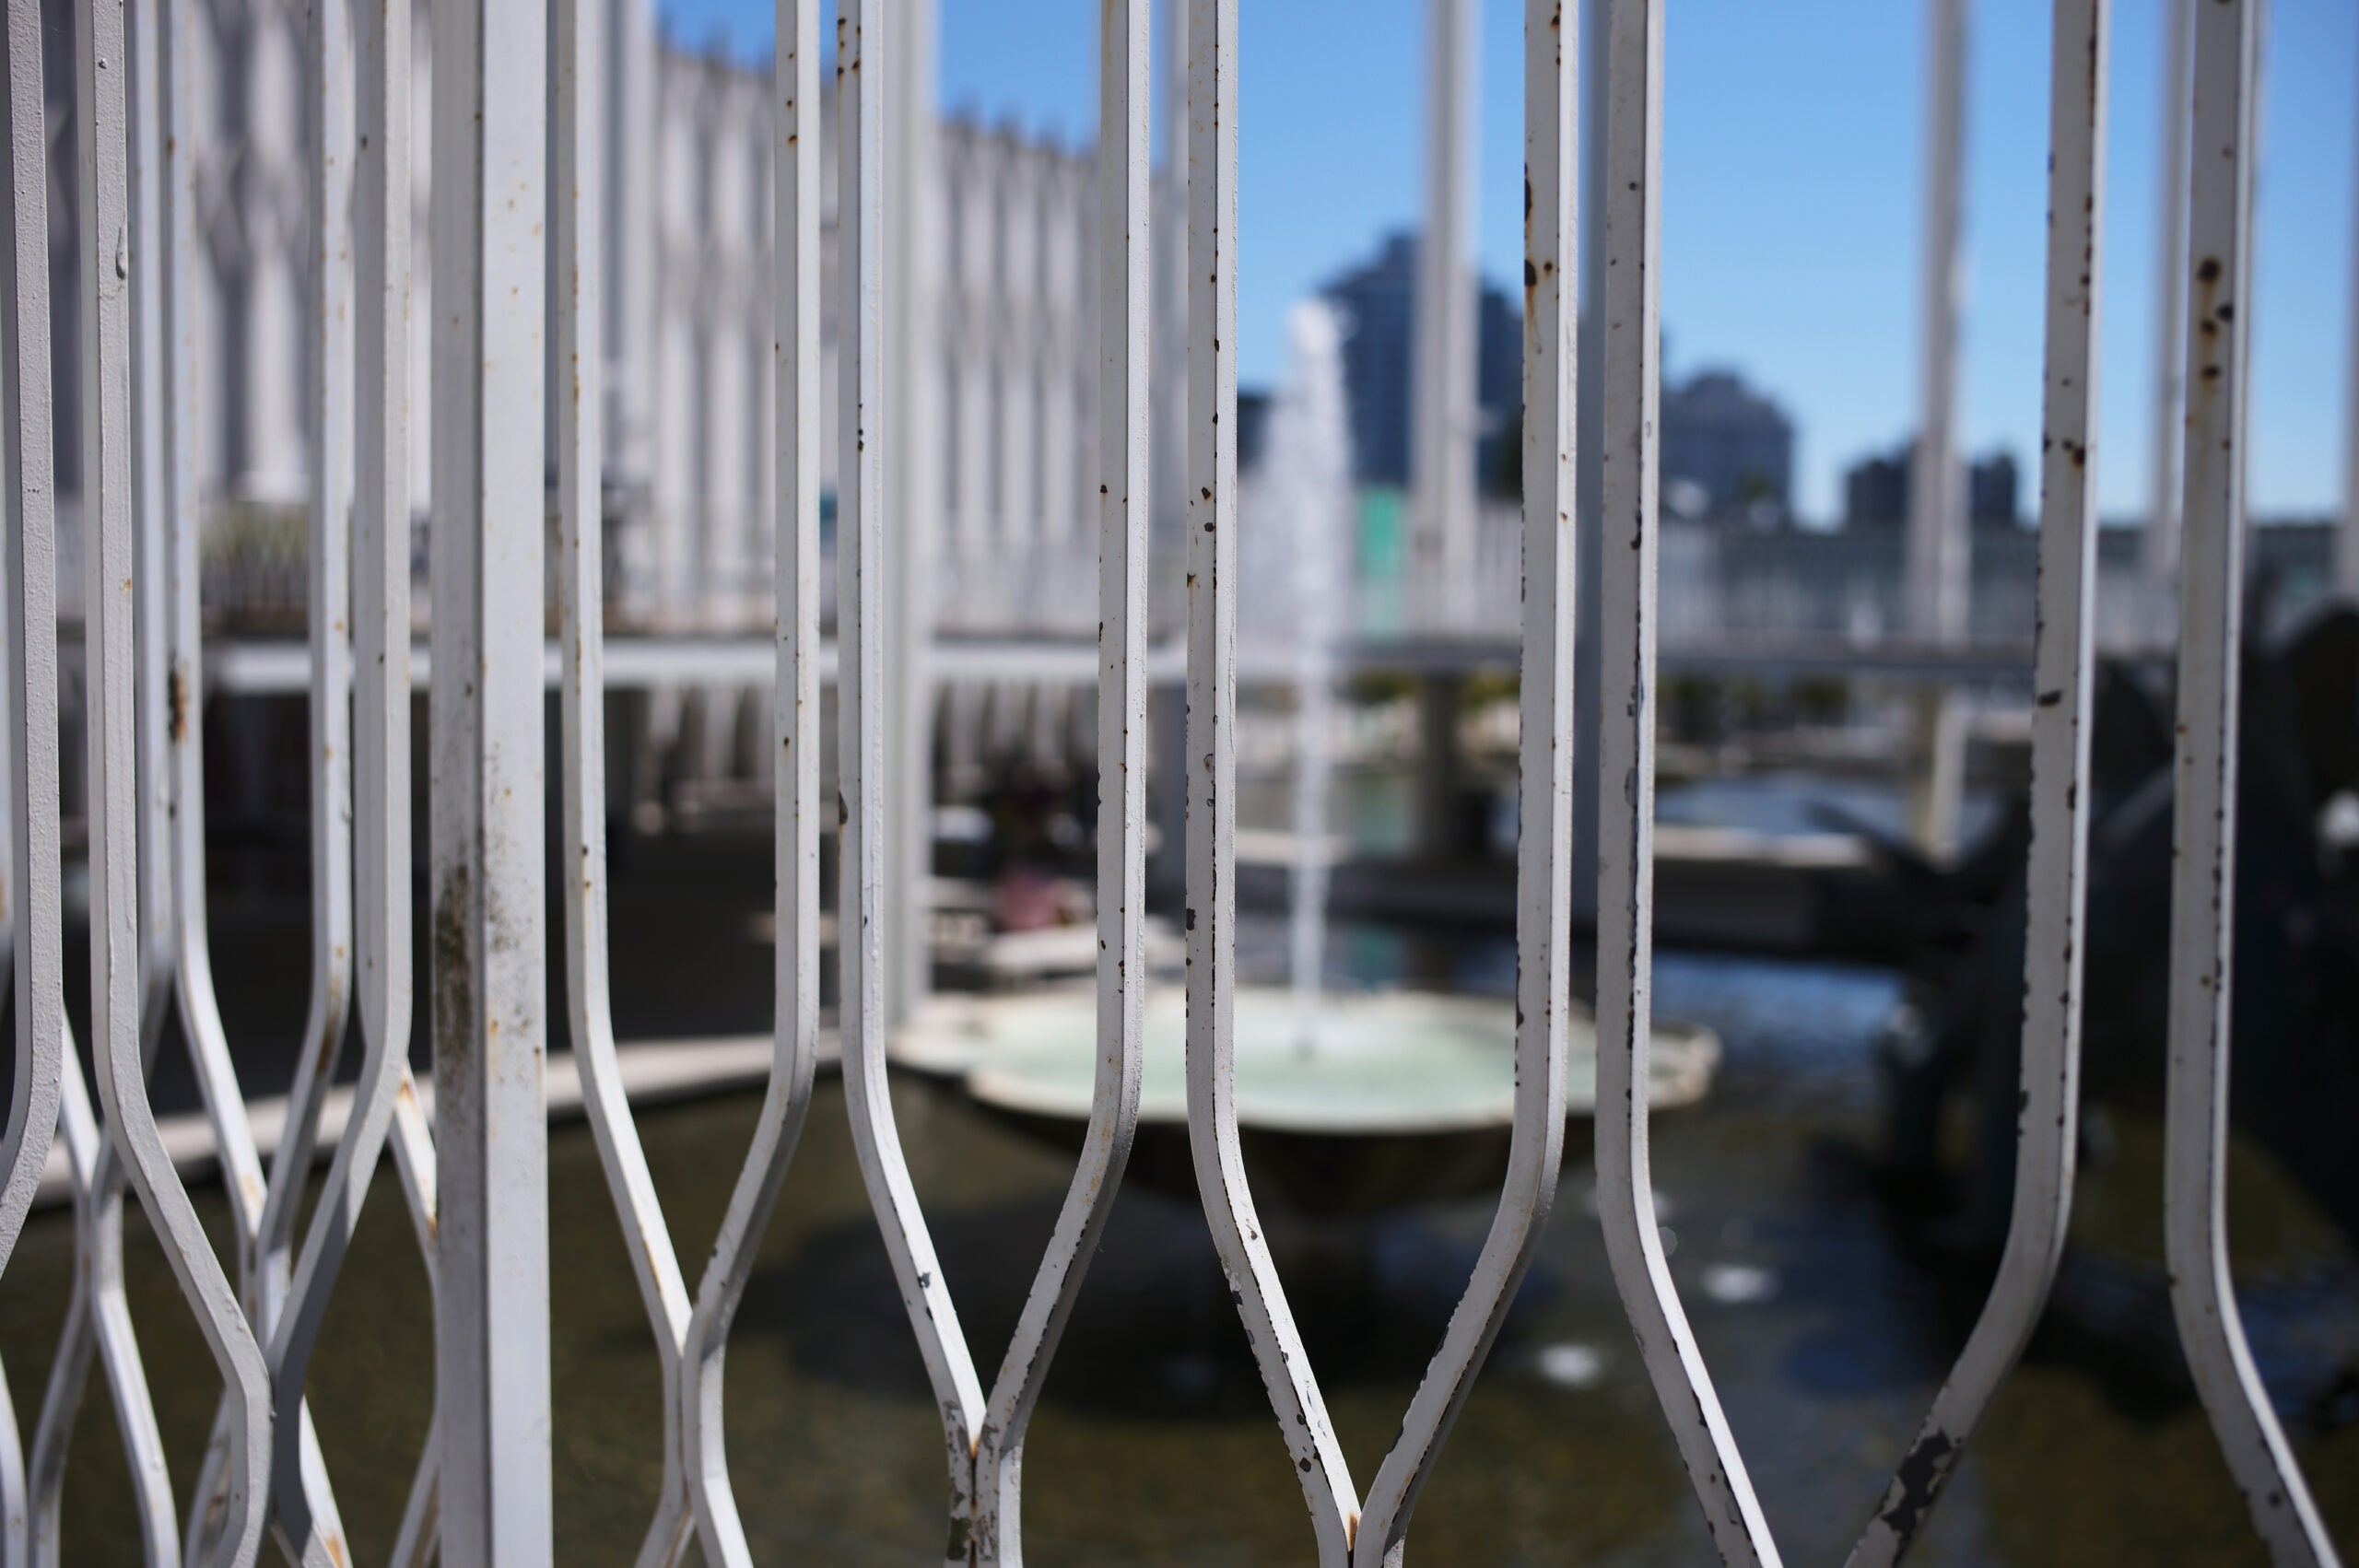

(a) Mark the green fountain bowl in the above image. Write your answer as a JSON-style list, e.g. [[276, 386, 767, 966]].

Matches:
[[894, 987, 1719, 1216]]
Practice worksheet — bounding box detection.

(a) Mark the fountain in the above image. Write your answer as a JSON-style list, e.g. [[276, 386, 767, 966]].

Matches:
[[895, 298, 1720, 1215], [1273, 301, 1352, 1051]]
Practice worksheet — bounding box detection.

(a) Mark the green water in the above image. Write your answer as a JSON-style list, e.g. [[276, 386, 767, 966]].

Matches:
[[5, 951, 2355, 1564]]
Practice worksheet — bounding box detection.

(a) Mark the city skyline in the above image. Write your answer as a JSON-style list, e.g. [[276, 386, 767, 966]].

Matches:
[[657, 0, 2359, 527]]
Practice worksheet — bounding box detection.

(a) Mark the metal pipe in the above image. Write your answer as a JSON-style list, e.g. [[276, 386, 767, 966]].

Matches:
[[2165, 1, 2341, 1560]]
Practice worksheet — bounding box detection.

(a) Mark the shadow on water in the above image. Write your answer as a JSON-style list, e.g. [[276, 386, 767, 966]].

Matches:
[[747, 1178, 1551, 1422]]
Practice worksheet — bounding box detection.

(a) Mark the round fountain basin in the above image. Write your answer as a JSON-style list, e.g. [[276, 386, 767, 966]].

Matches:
[[894, 987, 1719, 1214]]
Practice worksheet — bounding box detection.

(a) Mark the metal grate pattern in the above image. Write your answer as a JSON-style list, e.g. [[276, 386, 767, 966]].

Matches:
[[0, 1, 2344, 1565]]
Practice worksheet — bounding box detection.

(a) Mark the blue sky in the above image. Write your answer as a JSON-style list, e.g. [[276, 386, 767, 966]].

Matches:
[[658, 0, 2358, 524]]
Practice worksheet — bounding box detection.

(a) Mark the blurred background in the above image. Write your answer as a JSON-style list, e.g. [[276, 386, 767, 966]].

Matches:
[[6, 0, 2358, 1562]]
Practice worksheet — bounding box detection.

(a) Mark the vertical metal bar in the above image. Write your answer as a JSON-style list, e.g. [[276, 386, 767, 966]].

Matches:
[[254, 0, 358, 1319], [1356, 5, 1578, 1562], [0, 0, 65, 1277], [1411, 0, 1477, 632], [77, 4, 276, 1565], [969, 3, 1150, 1561], [1593, 3, 1779, 1563], [1908, 0, 1969, 646], [883, 0, 936, 1030], [1183, 2, 1355, 1561], [668, 5, 827, 1560], [430, 0, 551, 1556], [1906, 0, 1970, 856], [1848, 3, 2109, 1561], [2166, 2, 2341, 1561], [838, 4, 986, 1558], [2149, 0, 2192, 622], [130, 0, 173, 1056], [264, 0, 418, 1552]]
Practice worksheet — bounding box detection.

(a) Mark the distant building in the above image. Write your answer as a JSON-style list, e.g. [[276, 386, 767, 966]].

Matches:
[[1319, 232, 1521, 493], [1969, 450, 2019, 528], [1841, 440, 2022, 531], [1660, 369, 1794, 523]]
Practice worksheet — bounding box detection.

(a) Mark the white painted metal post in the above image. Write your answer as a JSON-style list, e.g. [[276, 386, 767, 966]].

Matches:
[[1413, 0, 1479, 632], [1355, 3, 1578, 1561], [78, 5, 276, 1566], [1848, 2, 2109, 1560], [1184, 3, 1355, 1562], [0, 0, 64, 1286], [1907, 0, 1970, 854], [838, 6, 987, 1556], [1593, 3, 1780, 1563], [2165, 2, 2341, 1561], [430, 0, 551, 1557], [970, 5, 1149, 1559], [2149, 0, 2192, 624]]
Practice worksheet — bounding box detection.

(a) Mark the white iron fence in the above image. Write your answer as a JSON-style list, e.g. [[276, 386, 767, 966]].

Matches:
[[0, 1, 2346, 1565]]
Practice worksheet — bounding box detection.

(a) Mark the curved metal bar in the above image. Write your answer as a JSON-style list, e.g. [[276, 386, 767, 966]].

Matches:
[[1590, 5, 1778, 1563], [1355, 5, 1578, 1561], [250, 0, 358, 1334], [1181, 2, 1355, 1560], [29, 1044, 178, 1567], [0, 0, 65, 1282], [672, 4, 828, 1561], [2164, 3, 2340, 1561], [142, 0, 343, 1552], [1847, 2, 2109, 1561], [386, 1079, 442, 1568], [969, 5, 1150, 1561], [264, 0, 416, 1554], [74, 4, 271, 1560], [837, 6, 987, 1555], [551, 0, 699, 1557]]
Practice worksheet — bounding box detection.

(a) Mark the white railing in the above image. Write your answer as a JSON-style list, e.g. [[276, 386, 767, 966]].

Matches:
[[0, 1, 2346, 1566]]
